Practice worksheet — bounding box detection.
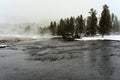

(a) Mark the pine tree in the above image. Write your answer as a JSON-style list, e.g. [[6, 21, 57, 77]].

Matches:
[[64, 17, 75, 34], [53, 21, 57, 35], [64, 18, 70, 33], [57, 19, 65, 35], [69, 17, 75, 34], [49, 21, 57, 35], [111, 13, 115, 24], [75, 15, 84, 38], [86, 16, 91, 36], [99, 4, 112, 37], [112, 14, 119, 32], [89, 8, 97, 36]]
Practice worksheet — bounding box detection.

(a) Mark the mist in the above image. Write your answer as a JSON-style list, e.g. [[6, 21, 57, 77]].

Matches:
[[0, 23, 52, 39]]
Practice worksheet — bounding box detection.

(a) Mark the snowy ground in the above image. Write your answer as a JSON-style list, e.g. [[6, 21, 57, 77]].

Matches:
[[76, 35, 120, 41]]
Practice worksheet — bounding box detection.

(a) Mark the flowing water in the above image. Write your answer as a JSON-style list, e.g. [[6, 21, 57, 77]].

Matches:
[[0, 38, 120, 80]]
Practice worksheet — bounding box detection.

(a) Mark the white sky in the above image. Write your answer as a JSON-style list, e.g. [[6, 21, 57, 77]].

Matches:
[[0, 0, 120, 25]]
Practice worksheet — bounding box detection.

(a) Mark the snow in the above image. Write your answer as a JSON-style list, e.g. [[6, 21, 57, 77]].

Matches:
[[75, 35, 120, 41], [0, 45, 7, 48], [0, 34, 120, 41]]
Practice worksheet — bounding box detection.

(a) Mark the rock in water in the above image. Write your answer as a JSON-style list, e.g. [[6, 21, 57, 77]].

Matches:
[[0, 45, 7, 48]]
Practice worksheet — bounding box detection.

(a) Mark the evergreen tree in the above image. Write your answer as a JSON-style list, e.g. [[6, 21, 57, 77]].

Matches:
[[57, 19, 65, 35], [49, 21, 54, 35], [86, 16, 91, 36], [64, 17, 75, 34], [75, 15, 84, 38], [89, 8, 97, 36], [69, 17, 75, 33], [53, 21, 57, 34], [111, 13, 115, 24], [111, 14, 119, 32], [99, 4, 112, 37], [49, 21, 57, 35], [64, 18, 70, 33], [83, 18, 87, 34]]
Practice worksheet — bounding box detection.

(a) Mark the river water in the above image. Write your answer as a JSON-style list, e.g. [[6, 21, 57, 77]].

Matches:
[[0, 38, 120, 80]]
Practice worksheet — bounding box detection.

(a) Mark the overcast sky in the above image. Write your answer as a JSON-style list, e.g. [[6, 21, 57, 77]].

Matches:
[[0, 0, 120, 25]]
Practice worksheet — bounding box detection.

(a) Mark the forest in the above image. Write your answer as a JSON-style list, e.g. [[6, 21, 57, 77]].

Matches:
[[47, 4, 120, 38]]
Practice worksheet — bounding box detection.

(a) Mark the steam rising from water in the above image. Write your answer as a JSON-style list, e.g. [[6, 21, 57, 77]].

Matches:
[[0, 24, 52, 40]]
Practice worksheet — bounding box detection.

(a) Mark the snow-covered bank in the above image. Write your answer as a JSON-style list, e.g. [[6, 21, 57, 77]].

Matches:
[[76, 35, 120, 41], [0, 34, 120, 42]]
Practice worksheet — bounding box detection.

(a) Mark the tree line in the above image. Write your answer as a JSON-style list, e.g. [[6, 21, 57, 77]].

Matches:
[[48, 4, 120, 38]]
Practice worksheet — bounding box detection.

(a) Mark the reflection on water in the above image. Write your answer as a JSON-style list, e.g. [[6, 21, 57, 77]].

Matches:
[[90, 41, 114, 80], [1, 38, 120, 80], [21, 39, 120, 80]]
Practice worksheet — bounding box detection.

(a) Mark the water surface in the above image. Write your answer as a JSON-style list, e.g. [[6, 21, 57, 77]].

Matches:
[[0, 38, 120, 80]]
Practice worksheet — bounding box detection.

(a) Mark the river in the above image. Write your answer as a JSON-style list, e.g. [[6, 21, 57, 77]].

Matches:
[[0, 38, 120, 80]]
